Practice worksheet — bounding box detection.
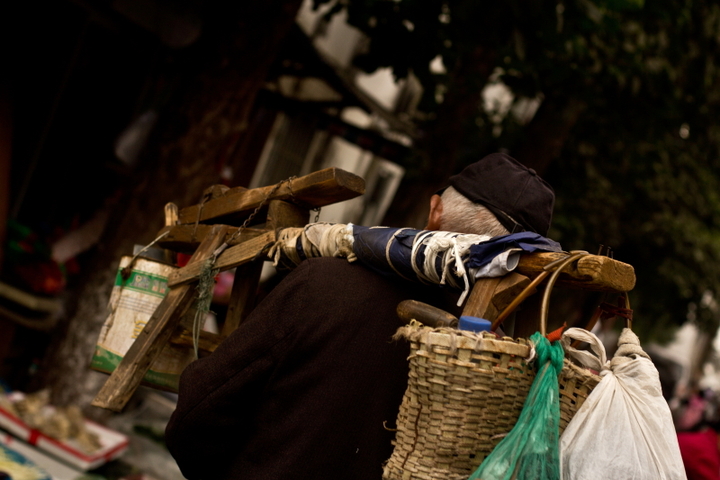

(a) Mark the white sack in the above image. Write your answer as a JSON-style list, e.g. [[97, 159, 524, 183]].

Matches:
[[559, 327, 687, 480]]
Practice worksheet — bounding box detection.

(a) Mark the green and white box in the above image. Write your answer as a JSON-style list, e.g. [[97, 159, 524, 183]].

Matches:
[[91, 256, 195, 391]]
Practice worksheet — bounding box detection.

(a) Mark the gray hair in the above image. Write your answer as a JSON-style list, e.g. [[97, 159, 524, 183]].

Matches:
[[439, 186, 510, 237]]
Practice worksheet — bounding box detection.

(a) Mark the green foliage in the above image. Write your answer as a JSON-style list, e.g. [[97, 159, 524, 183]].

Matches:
[[542, 0, 720, 339], [314, 0, 720, 341]]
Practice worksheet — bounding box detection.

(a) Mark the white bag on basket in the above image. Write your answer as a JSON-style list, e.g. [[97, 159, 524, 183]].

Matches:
[[559, 327, 687, 480]]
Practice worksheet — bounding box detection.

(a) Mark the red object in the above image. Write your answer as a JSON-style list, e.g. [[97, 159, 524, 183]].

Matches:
[[14, 261, 65, 295], [545, 323, 567, 343], [177, 253, 192, 267], [677, 428, 720, 480], [0, 392, 129, 471]]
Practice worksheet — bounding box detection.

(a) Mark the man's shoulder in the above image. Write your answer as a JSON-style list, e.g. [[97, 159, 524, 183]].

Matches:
[[297, 257, 394, 288], [300, 256, 369, 274], [294, 257, 459, 313]]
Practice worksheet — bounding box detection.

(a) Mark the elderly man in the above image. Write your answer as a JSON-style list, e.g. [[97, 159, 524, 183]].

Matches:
[[165, 153, 554, 480]]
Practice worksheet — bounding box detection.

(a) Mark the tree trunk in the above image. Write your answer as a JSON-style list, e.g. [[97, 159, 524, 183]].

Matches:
[[384, 91, 585, 229], [513, 95, 586, 176], [39, 1, 303, 410], [383, 47, 496, 228]]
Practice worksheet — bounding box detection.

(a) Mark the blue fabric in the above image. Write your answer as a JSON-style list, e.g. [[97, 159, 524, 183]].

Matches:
[[351, 226, 423, 280], [351, 227, 563, 288], [467, 232, 562, 269], [295, 235, 307, 262]]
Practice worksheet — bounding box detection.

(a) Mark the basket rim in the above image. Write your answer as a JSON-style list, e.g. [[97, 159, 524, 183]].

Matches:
[[396, 324, 532, 357]]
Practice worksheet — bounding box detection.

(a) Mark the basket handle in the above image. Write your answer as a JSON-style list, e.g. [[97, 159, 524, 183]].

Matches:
[[539, 252, 589, 336], [491, 251, 589, 335]]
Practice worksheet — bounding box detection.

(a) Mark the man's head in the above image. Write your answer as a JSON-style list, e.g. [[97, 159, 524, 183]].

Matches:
[[426, 153, 555, 237]]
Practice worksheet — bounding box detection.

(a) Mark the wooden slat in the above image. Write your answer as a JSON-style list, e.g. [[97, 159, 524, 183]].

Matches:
[[489, 273, 533, 319], [169, 328, 225, 356], [266, 199, 309, 234], [163, 202, 179, 265], [516, 252, 635, 292], [155, 224, 270, 253], [461, 273, 530, 322], [460, 277, 504, 321], [176, 167, 365, 225], [221, 200, 309, 335], [164, 202, 179, 226], [221, 261, 264, 335], [91, 225, 229, 412], [167, 230, 276, 287]]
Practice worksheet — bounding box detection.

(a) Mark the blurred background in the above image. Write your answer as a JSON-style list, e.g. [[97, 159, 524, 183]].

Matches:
[[1, 0, 720, 478]]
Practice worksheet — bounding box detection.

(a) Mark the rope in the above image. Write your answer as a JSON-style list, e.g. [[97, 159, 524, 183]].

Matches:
[[384, 228, 415, 282], [192, 194, 209, 240], [191, 258, 218, 360], [408, 231, 492, 306], [267, 223, 356, 268], [120, 230, 170, 281], [314, 223, 355, 259], [270, 226, 500, 307], [410, 231, 440, 285], [212, 177, 296, 263], [268, 227, 304, 267], [190, 176, 295, 356]]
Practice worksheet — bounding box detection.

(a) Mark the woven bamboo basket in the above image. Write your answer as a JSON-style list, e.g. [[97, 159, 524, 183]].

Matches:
[[382, 253, 602, 480]]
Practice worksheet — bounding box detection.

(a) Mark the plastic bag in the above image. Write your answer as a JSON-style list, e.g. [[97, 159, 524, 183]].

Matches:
[[469, 332, 564, 480], [559, 328, 687, 480]]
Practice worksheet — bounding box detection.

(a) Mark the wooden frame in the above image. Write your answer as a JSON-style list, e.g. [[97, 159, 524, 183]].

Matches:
[[91, 166, 636, 411], [92, 168, 365, 411]]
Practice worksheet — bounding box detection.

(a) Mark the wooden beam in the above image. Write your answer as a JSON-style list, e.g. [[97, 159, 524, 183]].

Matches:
[[222, 261, 264, 336], [461, 273, 530, 322], [163, 202, 179, 265], [155, 224, 270, 253], [167, 230, 276, 287], [176, 168, 365, 225], [169, 328, 224, 356], [266, 199, 309, 234], [164, 202, 179, 226], [515, 252, 635, 292], [460, 277, 504, 321], [490, 273, 533, 318], [91, 225, 229, 412], [221, 200, 309, 335]]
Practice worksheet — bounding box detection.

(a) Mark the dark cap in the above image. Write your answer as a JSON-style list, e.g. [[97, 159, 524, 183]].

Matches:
[[447, 153, 555, 236]]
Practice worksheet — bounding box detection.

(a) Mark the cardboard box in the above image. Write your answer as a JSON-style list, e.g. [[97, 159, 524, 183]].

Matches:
[[91, 256, 194, 392]]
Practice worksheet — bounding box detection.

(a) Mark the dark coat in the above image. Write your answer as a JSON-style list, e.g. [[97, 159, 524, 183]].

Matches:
[[165, 257, 459, 480]]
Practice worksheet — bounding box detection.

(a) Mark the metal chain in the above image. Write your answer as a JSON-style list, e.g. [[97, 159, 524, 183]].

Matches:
[[284, 175, 320, 222], [211, 176, 296, 262]]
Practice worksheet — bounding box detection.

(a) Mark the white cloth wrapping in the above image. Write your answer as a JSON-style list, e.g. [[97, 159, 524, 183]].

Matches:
[[268, 224, 520, 305], [268, 223, 356, 267], [559, 328, 687, 480]]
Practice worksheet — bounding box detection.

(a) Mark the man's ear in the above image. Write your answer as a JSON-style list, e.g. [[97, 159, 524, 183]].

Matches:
[[425, 194, 443, 230]]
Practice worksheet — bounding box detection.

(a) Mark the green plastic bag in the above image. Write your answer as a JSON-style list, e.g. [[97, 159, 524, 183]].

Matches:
[[469, 332, 564, 480]]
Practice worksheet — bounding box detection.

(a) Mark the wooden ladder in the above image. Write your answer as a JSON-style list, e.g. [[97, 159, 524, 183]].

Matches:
[[92, 167, 365, 411], [91, 166, 636, 411]]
